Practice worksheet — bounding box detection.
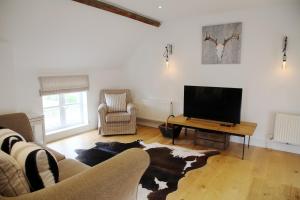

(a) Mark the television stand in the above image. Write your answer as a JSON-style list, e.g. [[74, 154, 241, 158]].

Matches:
[[220, 123, 236, 127], [187, 118, 236, 127], [167, 115, 257, 159]]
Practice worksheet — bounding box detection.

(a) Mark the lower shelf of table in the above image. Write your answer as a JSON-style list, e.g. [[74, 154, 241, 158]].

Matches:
[[194, 130, 230, 150], [172, 126, 251, 160]]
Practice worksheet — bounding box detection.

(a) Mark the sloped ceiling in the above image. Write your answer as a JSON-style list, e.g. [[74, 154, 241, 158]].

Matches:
[[0, 0, 156, 70], [1, 0, 299, 71], [105, 0, 300, 21]]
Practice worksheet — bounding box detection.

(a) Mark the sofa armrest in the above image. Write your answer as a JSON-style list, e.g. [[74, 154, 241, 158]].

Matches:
[[1, 148, 150, 200], [44, 147, 65, 162], [127, 103, 136, 114], [0, 113, 34, 142]]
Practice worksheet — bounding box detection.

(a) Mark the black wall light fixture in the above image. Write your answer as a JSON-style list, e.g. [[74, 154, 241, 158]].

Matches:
[[163, 44, 173, 68], [282, 36, 288, 70]]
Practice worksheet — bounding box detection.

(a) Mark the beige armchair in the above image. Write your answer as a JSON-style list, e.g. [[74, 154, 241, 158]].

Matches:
[[0, 113, 149, 200], [98, 89, 137, 136]]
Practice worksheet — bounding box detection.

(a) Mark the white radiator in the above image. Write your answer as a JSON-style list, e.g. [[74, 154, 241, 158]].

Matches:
[[274, 113, 300, 145]]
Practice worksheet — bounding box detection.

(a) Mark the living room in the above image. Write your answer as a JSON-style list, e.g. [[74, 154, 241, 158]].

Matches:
[[0, 0, 300, 200]]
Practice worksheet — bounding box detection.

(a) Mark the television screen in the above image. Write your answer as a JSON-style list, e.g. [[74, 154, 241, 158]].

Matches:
[[184, 86, 242, 124]]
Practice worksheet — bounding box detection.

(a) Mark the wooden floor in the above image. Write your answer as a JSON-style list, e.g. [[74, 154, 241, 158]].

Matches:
[[48, 126, 300, 200]]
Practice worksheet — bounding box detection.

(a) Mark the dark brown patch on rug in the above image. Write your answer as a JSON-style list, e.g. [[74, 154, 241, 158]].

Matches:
[[75, 140, 218, 200]]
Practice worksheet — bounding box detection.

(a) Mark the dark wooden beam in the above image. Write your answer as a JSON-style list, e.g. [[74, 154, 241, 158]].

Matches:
[[73, 0, 161, 27]]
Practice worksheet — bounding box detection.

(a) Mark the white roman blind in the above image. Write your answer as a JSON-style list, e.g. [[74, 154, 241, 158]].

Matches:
[[39, 75, 89, 96]]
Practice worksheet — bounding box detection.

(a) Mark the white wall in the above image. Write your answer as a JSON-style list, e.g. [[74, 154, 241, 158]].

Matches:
[[0, 40, 17, 113], [1, 0, 300, 153], [0, 0, 155, 130], [124, 3, 300, 153]]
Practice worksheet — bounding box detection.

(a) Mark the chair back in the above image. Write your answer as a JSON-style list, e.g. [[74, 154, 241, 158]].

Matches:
[[100, 89, 132, 104], [0, 113, 34, 142]]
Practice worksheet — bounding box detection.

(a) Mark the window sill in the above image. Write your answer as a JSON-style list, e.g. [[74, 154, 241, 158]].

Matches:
[[46, 123, 89, 135], [45, 123, 90, 143]]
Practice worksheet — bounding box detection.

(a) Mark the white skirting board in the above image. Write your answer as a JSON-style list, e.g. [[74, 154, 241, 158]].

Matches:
[[231, 136, 300, 155], [137, 118, 163, 128]]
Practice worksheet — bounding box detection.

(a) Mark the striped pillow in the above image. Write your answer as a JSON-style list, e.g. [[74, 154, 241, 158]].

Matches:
[[10, 142, 59, 192], [0, 150, 30, 197], [0, 129, 26, 154], [105, 93, 127, 112]]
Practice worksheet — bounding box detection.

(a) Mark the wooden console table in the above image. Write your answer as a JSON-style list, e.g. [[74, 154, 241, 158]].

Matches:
[[167, 115, 257, 159]]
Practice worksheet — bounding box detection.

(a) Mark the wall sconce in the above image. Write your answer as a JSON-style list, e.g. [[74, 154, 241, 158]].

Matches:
[[163, 44, 173, 68], [282, 36, 288, 70]]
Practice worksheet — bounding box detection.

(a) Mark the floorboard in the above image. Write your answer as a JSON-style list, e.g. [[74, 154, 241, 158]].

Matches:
[[48, 126, 300, 200]]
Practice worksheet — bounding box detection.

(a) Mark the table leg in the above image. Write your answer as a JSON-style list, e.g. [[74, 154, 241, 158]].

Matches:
[[248, 136, 250, 148], [242, 136, 245, 160], [193, 129, 197, 145], [223, 133, 227, 150], [172, 130, 175, 145], [185, 127, 188, 136]]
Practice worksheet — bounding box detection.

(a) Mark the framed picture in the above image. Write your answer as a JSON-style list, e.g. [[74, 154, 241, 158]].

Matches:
[[202, 22, 242, 64]]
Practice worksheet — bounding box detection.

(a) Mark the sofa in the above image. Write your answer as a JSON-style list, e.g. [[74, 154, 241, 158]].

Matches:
[[0, 113, 149, 200], [98, 89, 137, 136]]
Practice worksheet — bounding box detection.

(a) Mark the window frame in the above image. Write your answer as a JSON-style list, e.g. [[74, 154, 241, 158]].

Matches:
[[42, 91, 88, 134]]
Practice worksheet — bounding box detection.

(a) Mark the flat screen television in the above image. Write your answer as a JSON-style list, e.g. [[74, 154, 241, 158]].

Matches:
[[184, 85, 242, 124]]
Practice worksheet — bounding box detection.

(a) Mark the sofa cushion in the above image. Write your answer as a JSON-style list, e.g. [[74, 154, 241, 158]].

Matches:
[[0, 150, 30, 197], [106, 112, 131, 123], [105, 93, 127, 112], [0, 129, 26, 154], [58, 159, 89, 181], [10, 142, 59, 192]]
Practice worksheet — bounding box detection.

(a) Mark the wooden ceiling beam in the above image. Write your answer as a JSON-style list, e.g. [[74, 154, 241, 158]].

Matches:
[[73, 0, 161, 27]]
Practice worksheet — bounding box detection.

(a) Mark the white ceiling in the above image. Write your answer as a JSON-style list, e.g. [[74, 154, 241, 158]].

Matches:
[[104, 0, 299, 22]]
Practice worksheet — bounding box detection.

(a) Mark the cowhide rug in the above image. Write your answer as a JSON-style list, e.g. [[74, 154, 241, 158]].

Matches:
[[75, 140, 218, 200]]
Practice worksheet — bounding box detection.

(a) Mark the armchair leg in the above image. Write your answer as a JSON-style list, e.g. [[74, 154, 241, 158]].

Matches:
[[99, 127, 103, 135]]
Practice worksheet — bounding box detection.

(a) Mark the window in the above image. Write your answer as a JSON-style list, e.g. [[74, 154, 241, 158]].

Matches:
[[42, 91, 88, 134]]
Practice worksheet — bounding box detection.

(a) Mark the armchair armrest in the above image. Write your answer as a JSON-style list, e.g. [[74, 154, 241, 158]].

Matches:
[[98, 103, 107, 127], [127, 103, 136, 114], [98, 103, 108, 114], [1, 148, 150, 200]]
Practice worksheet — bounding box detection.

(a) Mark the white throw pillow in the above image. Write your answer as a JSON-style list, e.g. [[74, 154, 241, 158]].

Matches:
[[105, 93, 127, 112], [0, 150, 30, 197], [0, 129, 26, 154], [10, 142, 59, 192]]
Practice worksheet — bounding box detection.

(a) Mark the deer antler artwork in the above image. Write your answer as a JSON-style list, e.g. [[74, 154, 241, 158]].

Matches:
[[204, 32, 240, 62], [204, 32, 218, 46], [202, 23, 242, 64]]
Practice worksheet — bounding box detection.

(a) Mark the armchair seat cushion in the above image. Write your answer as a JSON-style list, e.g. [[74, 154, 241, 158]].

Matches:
[[106, 112, 131, 123]]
